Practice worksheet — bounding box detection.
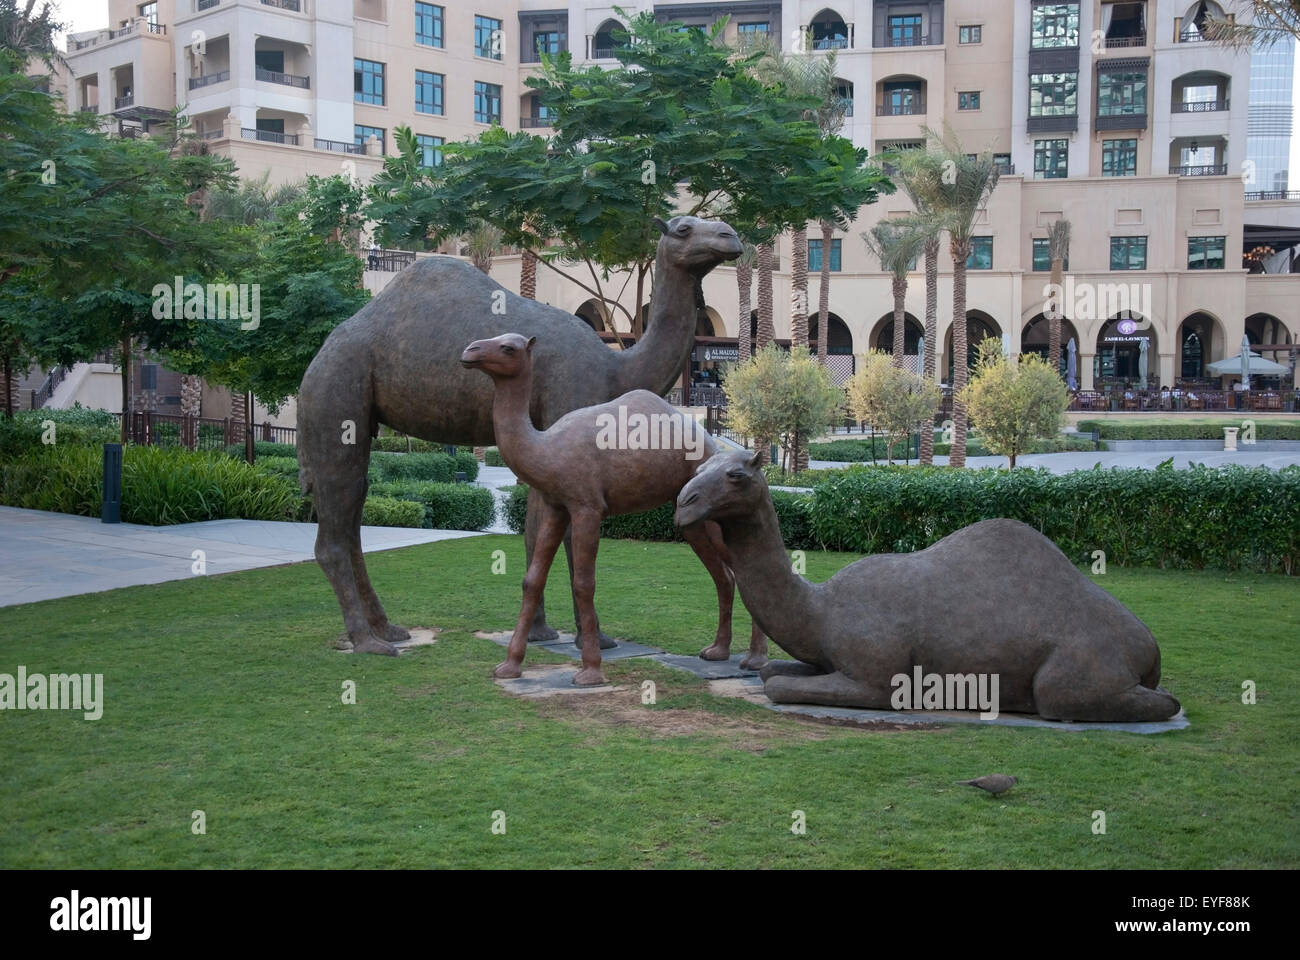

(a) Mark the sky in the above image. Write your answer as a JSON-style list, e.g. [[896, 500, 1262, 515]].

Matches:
[[45, 0, 1300, 186]]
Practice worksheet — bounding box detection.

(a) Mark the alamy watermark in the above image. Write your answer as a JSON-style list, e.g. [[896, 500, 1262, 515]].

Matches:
[[151, 276, 260, 330], [594, 405, 707, 460], [0, 666, 103, 720], [1042, 276, 1152, 326], [890, 666, 1000, 719]]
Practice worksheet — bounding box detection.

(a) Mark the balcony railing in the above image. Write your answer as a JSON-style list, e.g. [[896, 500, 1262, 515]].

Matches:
[[1245, 190, 1300, 200], [261, 0, 301, 9], [1173, 163, 1228, 176], [199, 128, 223, 140], [807, 22, 855, 49], [197, 0, 220, 9], [995, 161, 1015, 175], [877, 98, 925, 116], [114, 94, 133, 109], [314, 137, 366, 154], [877, 32, 940, 48], [189, 70, 230, 89], [1174, 99, 1229, 112], [79, 104, 99, 114], [1103, 34, 1146, 47], [1176, 30, 1208, 42], [256, 67, 310, 89], [520, 116, 554, 128], [590, 44, 620, 59], [242, 127, 298, 145]]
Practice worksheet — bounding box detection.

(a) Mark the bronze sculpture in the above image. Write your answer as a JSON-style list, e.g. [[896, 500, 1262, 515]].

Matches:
[[674, 451, 1181, 722]]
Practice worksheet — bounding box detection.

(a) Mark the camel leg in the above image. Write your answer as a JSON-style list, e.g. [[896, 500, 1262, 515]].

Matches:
[[566, 532, 617, 650], [764, 669, 890, 710], [496, 501, 568, 679], [741, 620, 770, 672], [1034, 675, 1182, 723], [567, 509, 608, 687], [699, 520, 769, 669], [681, 522, 735, 662], [351, 536, 410, 644], [523, 488, 561, 643], [759, 660, 826, 681]]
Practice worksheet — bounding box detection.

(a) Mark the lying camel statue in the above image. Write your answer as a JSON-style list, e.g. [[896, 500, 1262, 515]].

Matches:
[[674, 450, 1181, 722], [461, 333, 768, 685]]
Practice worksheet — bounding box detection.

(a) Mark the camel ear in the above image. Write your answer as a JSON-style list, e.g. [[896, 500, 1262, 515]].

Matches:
[[525, 336, 536, 353], [745, 450, 761, 470], [652, 217, 670, 235]]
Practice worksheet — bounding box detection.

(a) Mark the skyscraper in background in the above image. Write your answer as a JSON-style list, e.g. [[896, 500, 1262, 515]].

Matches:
[[1248, 38, 1295, 193]]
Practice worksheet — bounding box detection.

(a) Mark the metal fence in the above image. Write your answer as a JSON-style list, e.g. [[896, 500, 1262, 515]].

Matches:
[[113, 412, 297, 449]]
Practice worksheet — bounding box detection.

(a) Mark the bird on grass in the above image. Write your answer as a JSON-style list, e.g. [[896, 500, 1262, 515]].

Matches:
[[957, 774, 1018, 796]]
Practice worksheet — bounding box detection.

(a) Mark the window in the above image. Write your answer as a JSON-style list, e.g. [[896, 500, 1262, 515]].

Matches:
[[474, 81, 501, 124], [416, 3, 443, 48], [355, 124, 385, 154], [883, 81, 923, 115], [738, 22, 770, 35], [354, 59, 384, 105], [834, 81, 854, 118], [958, 91, 981, 111], [808, 238, 842, 272], [959, 24, 982, 44], [1029, 73, 1077, 116], [533, 31, 562, 56], [1032, 238, 1069, 272], [1031, 3, 1079, 48], [1033, 139, 1069, 178], [527, 95, 554, 123], [415, 134, 443, 169], [1097, 71, 1147, 117], [475, 15, 502, 59], [967, 237, 993, 270], [415, 70, 443, 116], [1110, 236, 1147, 270], [138, 2, 157, 26], [256, 50, 285, 74], [888, 14, 923, 46], [1188, 236, 1225, 270], [1102, 139, 1138, 176], [993, 153, 1013, 173]]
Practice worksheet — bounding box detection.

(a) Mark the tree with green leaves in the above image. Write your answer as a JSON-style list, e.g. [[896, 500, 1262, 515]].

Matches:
[[1198, 1, 1300, 48], [846, 350, 941, 465], [724, 344, 842, 474], [1, 0, 62, 68], [960, 340, 1069, 468], [862, 219, 927, 368]]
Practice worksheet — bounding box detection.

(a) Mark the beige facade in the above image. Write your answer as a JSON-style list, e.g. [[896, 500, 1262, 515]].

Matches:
[[59, 0, 1300, 391]]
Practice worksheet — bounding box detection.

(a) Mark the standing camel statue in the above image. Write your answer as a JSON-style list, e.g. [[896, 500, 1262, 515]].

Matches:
[[461, 333, 768, 685], [298, 216, 741, 654], [674, 451, 1181, 722]]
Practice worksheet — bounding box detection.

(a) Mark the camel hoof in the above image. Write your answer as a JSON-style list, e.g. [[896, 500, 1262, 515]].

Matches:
[[380, 622, 411, 643], [528, 624, 560, 643], [699, 643, 731, 662], [575, 632, 618, 651], [352, 635, 399, 656], [573, 667, 609, 687], [740, 653, 769, 671], [493, 661, 523, 680]]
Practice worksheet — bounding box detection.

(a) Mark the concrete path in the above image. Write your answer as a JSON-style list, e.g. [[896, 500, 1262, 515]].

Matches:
[[809, 449, 1300, 474], [0, 506, 484, 608]]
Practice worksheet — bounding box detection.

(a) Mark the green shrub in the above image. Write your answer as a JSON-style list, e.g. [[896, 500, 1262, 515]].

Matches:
[[484, 447, 505, 467], [454, 450, 480, 481], [372, 435, 438, 453], [368, 451, 459, 484], [361, 496, 424, 528], [810, 432, 1094, 463], [0, 408, 119, 461], [223, 441, 298, 459], [256, 456, 300, 482], [368, 480, 494, 530], [0, 445, 301, 524], [503, 484, 529, 532], [809, 463, 1300, 574], [1076, 420, 1300, 441]]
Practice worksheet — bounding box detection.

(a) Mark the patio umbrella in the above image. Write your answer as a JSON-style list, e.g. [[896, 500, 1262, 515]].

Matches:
[[1138, 337, 1149, 389], [1066, 337, 1077, 390], [1206, 351, 1291, 376], [1240, 334, 1251, 390]]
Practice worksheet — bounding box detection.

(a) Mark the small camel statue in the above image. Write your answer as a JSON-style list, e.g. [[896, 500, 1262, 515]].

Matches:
[[298, 216, 740, 654], [461, 333, 768, 685], [674, 451, 1182, 722]]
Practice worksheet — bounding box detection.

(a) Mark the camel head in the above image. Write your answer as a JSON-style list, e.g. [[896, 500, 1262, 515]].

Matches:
[[653, 216, 743, 277], [674, 448, 767, 528], [460, 333, 535, 379]]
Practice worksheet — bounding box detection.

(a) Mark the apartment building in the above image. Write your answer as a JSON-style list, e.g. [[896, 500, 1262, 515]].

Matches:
[[58, 0, 1300, 395]]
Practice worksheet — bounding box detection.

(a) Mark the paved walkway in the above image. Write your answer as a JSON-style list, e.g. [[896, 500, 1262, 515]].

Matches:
[[809, 449, 1300, 474], [0, 506, 484, 608]]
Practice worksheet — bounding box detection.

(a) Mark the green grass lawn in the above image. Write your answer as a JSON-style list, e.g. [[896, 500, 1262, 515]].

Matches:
[[1, 535, 1296, 868]]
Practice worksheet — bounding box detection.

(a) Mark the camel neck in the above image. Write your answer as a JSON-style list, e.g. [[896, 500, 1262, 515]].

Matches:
[[490, 366, 543, 469], [614, 251, 698, 396], [722, 501, 826, 666]]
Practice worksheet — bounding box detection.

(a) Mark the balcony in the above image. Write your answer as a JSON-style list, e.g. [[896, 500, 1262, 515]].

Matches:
[[242, 127, 298, 145], [876, 32, 940, 48], [314, 137, 365, 155], [197, 0, 220, 8], [877, 99, 926, 117], [1174, 164, 1228, 176], [1027, 114, 1078, 134], [256, 67, 310, 89], [113, 94, 133, 109], [189, 71, 230, 90], [1096, 112, 1148, 131], [1246, 190, 1300, 200], [261, 0, 301, 9], [520, 116, 553, 128], [1103, 35, 1146, 48], [1175, 99, 1228, 113]]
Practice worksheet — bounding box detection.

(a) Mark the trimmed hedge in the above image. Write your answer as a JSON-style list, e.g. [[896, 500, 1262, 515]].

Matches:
[[1077, 420, 1300, 441], [224, 441, 298, 459], [367, 480, 495, 530], [484, 447, 505, 467], [810, 433, 1095, 462], [809, 463, 1299, 574], [0, 445, 302, 524], [372, 435, 438, 453], [501, 484, 815, 549], [360, 496, 424, 528], [0, 408, 119, 461]]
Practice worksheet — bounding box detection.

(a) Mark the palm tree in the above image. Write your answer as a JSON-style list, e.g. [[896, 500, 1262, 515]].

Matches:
[[1198, 2, 1300, 48], [735, 242, 756, 360], [756, 241, 775, 348], [910, 127, 1000, 468], [0, 0, 63, 69], [1046, 218, 1071, 377], [862, 220, 928, 369], [204, 172, 303, 226], [520, 249, 538, 300], [462, 220, 503, 275]]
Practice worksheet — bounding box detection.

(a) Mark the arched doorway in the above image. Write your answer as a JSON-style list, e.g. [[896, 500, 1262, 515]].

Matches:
[[810, 8, 850, 49], [808, 312, 853, 354], [574, 298, 609, 332], [1244, 312, 1295, 386], [1021, 313, 1081, 378], [945, 311, 1002, 381], [591, 19, 626, 59], [1095, 314, 1159, 385], [1177, 312, 1223, 380], [871, 312, 924, 371]]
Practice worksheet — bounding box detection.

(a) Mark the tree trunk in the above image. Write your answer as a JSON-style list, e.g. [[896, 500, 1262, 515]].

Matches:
[[891, 275, 906, 367], [950, 238, 971, 468], [119, 336, 131, 444], [736, 258, 752, 360], [245, 390, 255, 464], [817, 221, 833, 362], [791, 226, 808, 349], [520, 249, 538, 301], [633, 261, 647, 340], [919, 236, 939, 465], [756, 242, 774, 348], [1048, 256, 1063, 376], [2, 351, 12, 420]]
